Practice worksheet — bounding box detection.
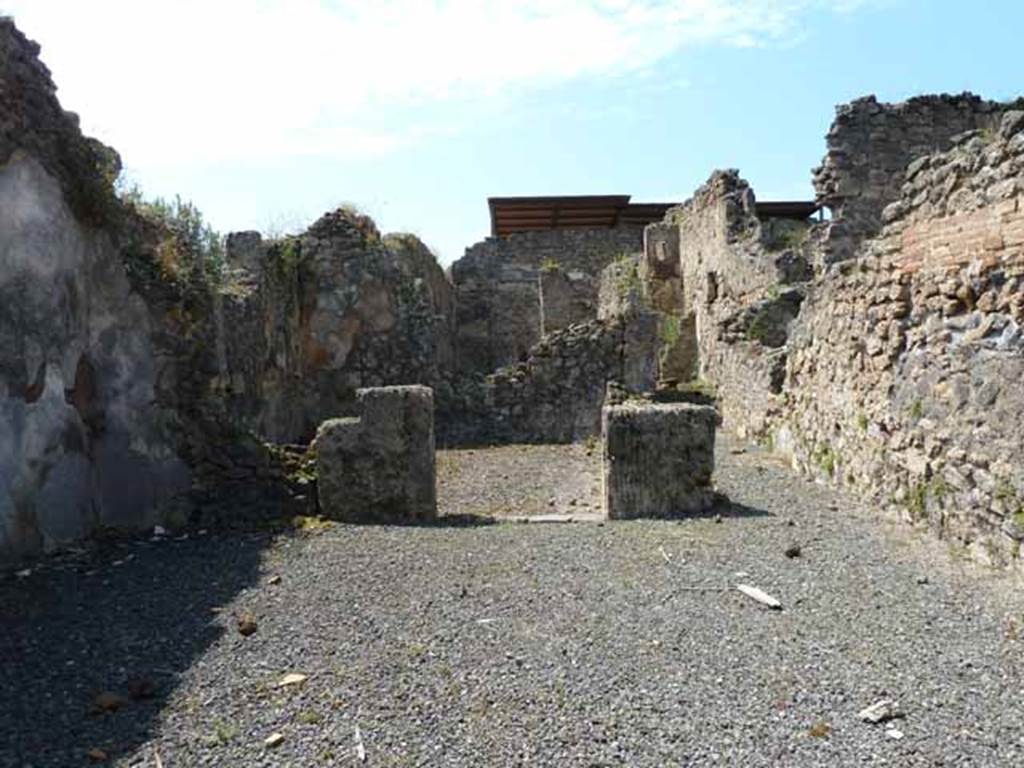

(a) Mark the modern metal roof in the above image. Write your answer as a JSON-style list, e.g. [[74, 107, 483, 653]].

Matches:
[[753, 201, 823, 220], [488, 196, 676, 237], [488, 195, 820, 237]]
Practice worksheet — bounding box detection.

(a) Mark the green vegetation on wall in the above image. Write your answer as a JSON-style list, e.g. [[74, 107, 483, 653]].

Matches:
[[615, 255, 642, 299], [659, 314, 682, 347], [121, 184, 225, 285]]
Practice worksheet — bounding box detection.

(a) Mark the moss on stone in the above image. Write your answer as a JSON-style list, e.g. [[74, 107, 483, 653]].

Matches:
[[907, 482, 928, 520], [659, 314, 682, 347], [812, 441, 837, 477]]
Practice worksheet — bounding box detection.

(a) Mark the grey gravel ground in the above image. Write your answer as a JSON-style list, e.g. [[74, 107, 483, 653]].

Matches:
[[2, 435, 1023, 767], [437, 442, 602, 518]]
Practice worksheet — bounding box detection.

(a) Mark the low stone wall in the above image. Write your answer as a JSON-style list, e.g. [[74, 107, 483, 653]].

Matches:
[[451, 227, 644, 376], [314, 386, 436, 523], [602, 401, 717, 519], [444, 312, 658, 445]]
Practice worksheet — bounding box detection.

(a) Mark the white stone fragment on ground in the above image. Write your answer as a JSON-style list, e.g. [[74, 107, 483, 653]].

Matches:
[[520, 515, 576, 524], [264, 732, 285, 748], [355, 726, 367, 762], [886, 727, 905, 740], [858, 699, 903, 723], [277, 673, 308, 688], [736, 583, 782, 610]]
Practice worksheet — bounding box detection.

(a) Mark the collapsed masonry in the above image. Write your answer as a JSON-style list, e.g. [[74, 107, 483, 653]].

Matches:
[[2, 15, 1024, 568]]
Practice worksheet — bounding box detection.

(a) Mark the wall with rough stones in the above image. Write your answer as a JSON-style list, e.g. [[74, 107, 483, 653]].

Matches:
[[646, 96, 1024, 568], [450, 227, 643, 376], [649, 170, 814, 435], [814, 93, 1014, 263], [602, 401, 717, 519], [216, 220, 455, 444], [315, 386, 436, 523], [0, 18, 456, 562], [445, 310, 659, 445], [780, 109, 1024, 566]]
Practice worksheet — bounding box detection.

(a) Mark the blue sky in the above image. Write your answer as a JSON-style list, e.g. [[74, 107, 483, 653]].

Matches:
[[6, 1, 1024, 263]]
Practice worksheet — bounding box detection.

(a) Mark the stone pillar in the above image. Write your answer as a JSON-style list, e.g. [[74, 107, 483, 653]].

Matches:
[[314, 386, 436, 523], [602, 401, 717, 519]]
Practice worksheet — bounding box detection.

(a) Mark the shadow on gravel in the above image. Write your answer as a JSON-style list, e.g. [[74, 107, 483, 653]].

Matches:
[[682, 495, 774, 521], [431, 513, 500, 528], [0, 533, 268, 767]]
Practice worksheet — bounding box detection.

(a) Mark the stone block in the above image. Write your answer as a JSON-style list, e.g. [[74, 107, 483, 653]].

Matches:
[[602, 401, 717, 519], [315, 386, 436, 523]]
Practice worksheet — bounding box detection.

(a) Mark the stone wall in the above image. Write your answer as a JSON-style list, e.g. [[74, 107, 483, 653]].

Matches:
[[216, 219, 455, 444], [450, 227, 643, 376], [782, 109, 1024, 565], [446, 311, 658, 445], [644, 96, 1024, 568], [0, 18, 456, 562], [602, 401, 717, 519], [648, 170, 813, 435], [315, 386, 436, 523], [814, 93, 1013, 263], [0, 19, 193, 560]]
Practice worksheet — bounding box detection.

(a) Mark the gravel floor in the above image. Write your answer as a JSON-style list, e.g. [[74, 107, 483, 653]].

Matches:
[[2, 435, 1023, 767], [437, 443, 602, 519]]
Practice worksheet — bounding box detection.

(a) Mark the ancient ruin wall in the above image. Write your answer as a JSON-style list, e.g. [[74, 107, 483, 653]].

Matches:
[[0, 20, 192, 560], [0, 18, 458, 562], [653, 171, 812, 435], [447, 311, 658, 445], [814, 93, 1011, 263], [217, 218, 455, 443], [450, 227, 643, 376], [782, 110, 1024, 565], [650, 98, 1024, 567]]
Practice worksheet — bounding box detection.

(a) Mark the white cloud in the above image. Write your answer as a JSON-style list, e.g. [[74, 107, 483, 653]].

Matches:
[[5, 1, 866, 167]]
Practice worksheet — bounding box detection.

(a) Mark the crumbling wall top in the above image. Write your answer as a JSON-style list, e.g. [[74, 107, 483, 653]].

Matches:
[[813, 92, 1014, 263], [0, 18, 121, 226]]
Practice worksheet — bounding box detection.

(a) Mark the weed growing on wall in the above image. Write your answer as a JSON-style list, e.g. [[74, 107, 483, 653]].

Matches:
[[659, 314, 682, 347], [813, 442, 837, 477], [615, 256, 642, 299], [121, 184, 225, 285]]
